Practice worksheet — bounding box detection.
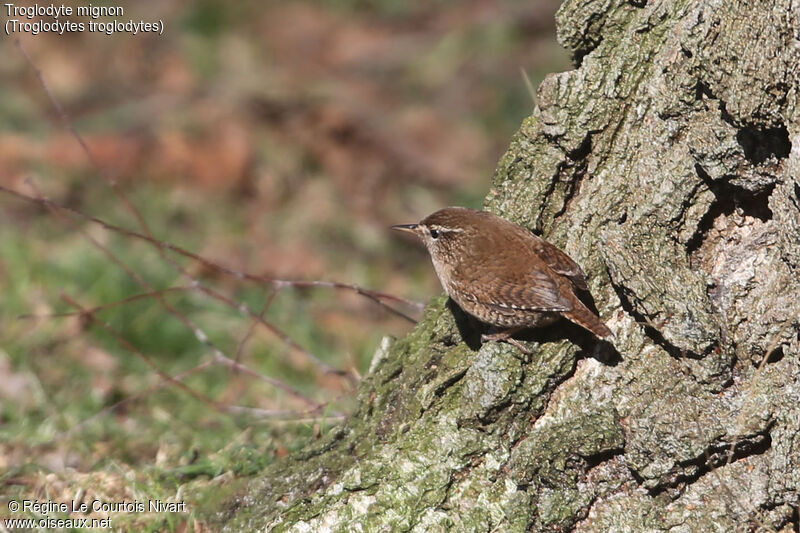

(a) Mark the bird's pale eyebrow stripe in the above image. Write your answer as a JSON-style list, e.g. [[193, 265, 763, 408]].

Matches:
[[428, 225, 464, 233]]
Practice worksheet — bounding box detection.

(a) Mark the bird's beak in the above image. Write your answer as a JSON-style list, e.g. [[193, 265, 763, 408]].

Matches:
[[391, 223, 419, 234]]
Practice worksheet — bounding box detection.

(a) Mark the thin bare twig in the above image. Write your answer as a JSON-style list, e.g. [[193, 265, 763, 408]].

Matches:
[[24, 177, 322, 411], [20, 178, 344, 378], [9, 37, 419, 437], [60, 354, 347, 443], [12, 40, 421, 326], [520, 66, 537, 108], [60, 360, 216, 438], [61, 293, 324, 410], [13, 39, 356, 379], [221, 405, 347, 422], [1, 183, 420, 323], [234, 288, 277, 365], [3, 180, 417, 377], [60, 294, 226, 409], [222, 291, 278, 406], [17, 286, 195, 320]]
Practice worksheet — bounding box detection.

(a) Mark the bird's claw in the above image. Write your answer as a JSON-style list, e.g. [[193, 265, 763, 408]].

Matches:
[[481, 330, 532, 355]]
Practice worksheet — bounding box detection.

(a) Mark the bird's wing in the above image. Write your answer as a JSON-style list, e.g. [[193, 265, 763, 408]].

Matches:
[[528, 236, 589, 291], [451, 265, 572, 312]]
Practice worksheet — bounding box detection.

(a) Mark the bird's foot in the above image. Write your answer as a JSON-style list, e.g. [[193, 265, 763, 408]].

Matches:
[[481, 327, 531, 354]]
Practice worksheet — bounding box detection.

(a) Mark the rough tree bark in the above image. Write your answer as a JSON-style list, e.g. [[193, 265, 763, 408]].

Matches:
[[218, 0, 800, 530]]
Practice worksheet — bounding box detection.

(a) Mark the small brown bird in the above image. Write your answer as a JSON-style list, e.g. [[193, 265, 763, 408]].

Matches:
[[392, 207, 613, 346]]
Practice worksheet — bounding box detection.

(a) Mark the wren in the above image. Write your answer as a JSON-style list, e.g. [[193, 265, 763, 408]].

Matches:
[[392, 207, 613, 346]]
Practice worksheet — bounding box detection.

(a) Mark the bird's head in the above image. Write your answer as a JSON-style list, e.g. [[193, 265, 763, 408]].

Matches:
[[391, 207, 486, 262]]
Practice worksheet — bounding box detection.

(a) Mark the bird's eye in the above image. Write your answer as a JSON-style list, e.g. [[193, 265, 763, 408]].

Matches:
[[430, 229, 441, 239]]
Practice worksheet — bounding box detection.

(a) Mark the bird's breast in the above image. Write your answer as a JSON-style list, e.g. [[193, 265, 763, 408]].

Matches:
[[429, 256, 453, 296]]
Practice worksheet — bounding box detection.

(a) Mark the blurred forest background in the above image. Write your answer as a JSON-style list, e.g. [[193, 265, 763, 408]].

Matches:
[[1, 0, 568, 528]]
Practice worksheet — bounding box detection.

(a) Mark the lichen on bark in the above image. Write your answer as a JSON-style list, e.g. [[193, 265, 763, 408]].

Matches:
[[217, 0, 800, 530]]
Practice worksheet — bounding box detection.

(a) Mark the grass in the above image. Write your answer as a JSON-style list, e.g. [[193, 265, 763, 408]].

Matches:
[[0, 182, 388, 530], [0, 1, 569, 528]]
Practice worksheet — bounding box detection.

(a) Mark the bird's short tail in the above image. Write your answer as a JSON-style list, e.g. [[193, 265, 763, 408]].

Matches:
[[564, 299, 614, 341]]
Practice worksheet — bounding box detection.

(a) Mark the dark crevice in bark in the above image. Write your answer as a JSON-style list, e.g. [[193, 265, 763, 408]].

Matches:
[[647, 432, 773, 497], [304, 468, 340, 497], [683, 178, 710, 218], [566, 493, 602, 533], [375, 387, 413, 441], [380, 365, 403, 385], [441, 334, 459, 348], [696, 80, 791, 166], [420, 481, 456, 528], [627, 465, 647, 488], [342, 482, 380, 496], [759, 501, 800, 532], [571, 37, 601, 67], [454, 454, 487, 485], [434, 472, 461, 514], [609, 279, 704, 359], [534, 165, 564, 233], [583, 447, 625, 470], [685, 164, 774, 255], [432, 368, 469, 399], [567, 1, 648, 65], [767, 346, 784, 364], [696, 81, 735, 125], [547, 344, 580, 387], [790, 183, 800, 211], [668, 179, 708, 238], [296, 427, 350, 462], [761, 345, 785, 365], [553, 134, 592, 220], [566, 132, 593, 161], [482, 353, 575, 432], [736, 125, 791, 166], [554, 169, 582, 221], [751, 499, 800, 533], [476, 396, 519, 426]]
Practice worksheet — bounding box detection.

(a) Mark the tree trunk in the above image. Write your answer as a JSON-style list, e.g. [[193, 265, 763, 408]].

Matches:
[[218, 0, 800, 530]]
